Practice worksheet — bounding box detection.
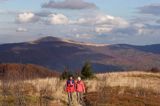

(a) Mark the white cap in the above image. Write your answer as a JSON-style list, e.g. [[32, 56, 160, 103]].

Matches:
[[78, 77, 81, 81]]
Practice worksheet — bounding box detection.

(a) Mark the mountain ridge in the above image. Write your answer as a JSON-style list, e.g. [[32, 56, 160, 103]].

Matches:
[[29, 36, 110, 47], [0, 36, 160, 72]]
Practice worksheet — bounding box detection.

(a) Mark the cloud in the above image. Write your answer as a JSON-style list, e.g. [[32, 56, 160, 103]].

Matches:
[[75, 33, 94, 39], [138, 3, 160, 16], [15, 10, 129, 30], [90, 14, 129, 34], [35, 11, 53, 17], [135, 24, 160, 36], [95, 26, 113, 34], [14, 11, 152, 39], [156, 19, 160, 24], [111, 26, 138, 36], [107, 22, 160, 37], [44, 12, 129, 34], [72, 14, 128, 26], [15, 12, 69, 25], [42, 0, 97, 10], [16, 12, 40, 23], [47, 14, 69, 25], [16, 27, 28, 32]]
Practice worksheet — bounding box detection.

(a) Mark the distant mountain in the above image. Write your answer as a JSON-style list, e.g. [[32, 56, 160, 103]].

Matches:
[[34, 36, 63, 43], [0, 36, 160, 72]]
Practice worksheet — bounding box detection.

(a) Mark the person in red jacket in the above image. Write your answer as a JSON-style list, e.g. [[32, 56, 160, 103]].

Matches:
[[65, 75, 75, 105], [76, 76, 85, 104]]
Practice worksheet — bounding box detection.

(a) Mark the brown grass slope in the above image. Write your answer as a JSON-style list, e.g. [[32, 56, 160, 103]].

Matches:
[[0, 63, 59, 80], [85, 72, 160, 106]]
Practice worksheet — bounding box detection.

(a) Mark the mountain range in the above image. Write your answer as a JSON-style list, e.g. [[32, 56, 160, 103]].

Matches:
[[0, 36, 160, 72]]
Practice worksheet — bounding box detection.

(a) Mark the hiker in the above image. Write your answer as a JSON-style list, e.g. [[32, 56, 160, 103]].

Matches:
[[76, 76, 85, 104], [65, 75, 75, 105]]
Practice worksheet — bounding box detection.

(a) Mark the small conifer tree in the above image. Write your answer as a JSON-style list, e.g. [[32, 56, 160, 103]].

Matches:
[[81, 62, 93, 79]]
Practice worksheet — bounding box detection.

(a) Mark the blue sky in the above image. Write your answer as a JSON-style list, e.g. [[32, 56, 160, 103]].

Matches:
[[0, 0, 160, 45]]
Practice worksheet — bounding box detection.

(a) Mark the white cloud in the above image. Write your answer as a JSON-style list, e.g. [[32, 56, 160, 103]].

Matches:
[[47, 14, 69, 25], [16, 27, 28, 32], [16, 12, 39, 23], [42, 0, 97, 10], [133, 23, 145, 28], [95, 26, 113, 34], [15, 11, 129, 32], [96, 15, 129, 28], [76, 33, 94, 39], [71, 18, 88, 24], [93, 15, 129, 34], [69, 14, 129, 35], [72, 14, 128, 27]]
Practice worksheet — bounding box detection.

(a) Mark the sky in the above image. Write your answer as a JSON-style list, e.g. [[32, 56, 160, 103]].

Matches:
[[0, 0, 160, 45]]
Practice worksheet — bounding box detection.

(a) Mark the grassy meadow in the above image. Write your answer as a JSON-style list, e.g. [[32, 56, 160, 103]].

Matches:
[[0, 71, 160, 106]]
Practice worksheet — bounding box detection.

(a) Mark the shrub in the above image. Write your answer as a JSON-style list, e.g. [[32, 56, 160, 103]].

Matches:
[[60, 67, 73, 80], [149, 67, 160, 73], [60, 71, 70, 80], [81, 62, 94, 79]]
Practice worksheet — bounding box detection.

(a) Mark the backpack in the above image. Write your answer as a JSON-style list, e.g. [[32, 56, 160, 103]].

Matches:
[[67, 80, 74, 87]]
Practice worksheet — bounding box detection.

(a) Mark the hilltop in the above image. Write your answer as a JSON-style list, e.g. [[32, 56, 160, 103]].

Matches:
[[0, 36, 160, 72]]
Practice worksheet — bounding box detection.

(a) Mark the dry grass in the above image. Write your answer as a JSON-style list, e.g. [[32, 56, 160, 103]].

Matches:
[[28, 71, 160, 105], [0, 71, 160, 105], [85, 71, 160, 106], [26, 78, 81, 106], [95, 71, 160, 93]]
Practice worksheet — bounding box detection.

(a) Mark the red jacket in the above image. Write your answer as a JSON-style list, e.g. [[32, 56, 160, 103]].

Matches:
[[65, 80, 75, 92], [76, 80, 85, 92]]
